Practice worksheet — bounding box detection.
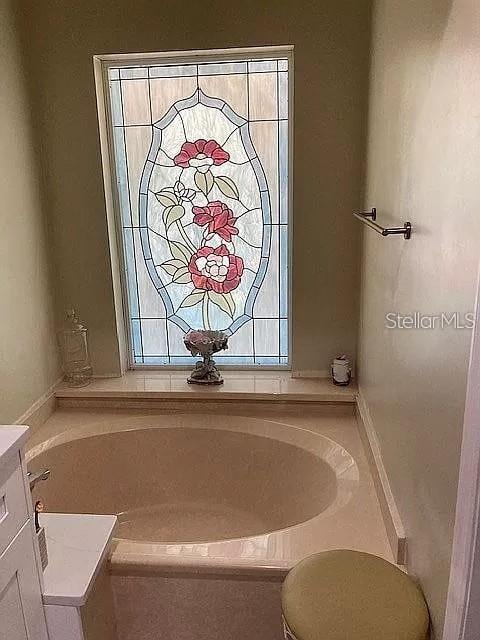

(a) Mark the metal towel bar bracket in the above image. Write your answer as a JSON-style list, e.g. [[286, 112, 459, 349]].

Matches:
[[353, 208, 412, 239]]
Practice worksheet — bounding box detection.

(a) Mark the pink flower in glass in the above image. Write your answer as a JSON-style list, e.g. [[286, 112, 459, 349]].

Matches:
[[174, 139, 230, 173], [188, 245, 244, 294], [192, 201, 239, 242]]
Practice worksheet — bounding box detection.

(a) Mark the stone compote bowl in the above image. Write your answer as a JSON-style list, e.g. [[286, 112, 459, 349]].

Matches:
[[184, 330, 229, 385]]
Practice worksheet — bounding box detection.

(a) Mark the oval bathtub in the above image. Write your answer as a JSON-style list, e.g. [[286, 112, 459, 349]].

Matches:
[[27, 414, 359, 575]]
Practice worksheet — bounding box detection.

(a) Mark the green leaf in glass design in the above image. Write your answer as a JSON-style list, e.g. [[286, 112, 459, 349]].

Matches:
[[155, 189, 178, 207], [194, 169, 214, 196], [163, 204, 185, 231], [214, 175, 239, 200], [159, 259, 185, 276], [223, 292, 236, 317], [208, 291, 236, 318], [169, 241, 192, 264], [179, 290, 205, 308], [172, 266, 192, 284]]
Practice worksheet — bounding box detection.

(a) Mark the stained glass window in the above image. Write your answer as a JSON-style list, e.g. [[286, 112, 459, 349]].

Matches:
[[106, 51, 290, 366]]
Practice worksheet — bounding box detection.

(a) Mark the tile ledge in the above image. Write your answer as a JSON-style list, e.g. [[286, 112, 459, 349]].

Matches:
[[54, 371, 357, 404]]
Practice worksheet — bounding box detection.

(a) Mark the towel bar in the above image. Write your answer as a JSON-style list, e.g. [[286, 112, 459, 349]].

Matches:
[[353, 208, 411, 239]]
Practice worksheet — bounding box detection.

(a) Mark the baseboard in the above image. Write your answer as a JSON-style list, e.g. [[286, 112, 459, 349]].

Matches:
[[355, 390, 407, 564], [14, 376, 63, 434]]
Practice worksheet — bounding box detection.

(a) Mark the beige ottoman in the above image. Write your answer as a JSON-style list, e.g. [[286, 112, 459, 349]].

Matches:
[[282, 551, 429, 640]]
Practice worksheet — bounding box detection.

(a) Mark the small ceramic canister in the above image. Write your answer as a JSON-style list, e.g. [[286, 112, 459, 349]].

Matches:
[[331, 355, 352, 386]]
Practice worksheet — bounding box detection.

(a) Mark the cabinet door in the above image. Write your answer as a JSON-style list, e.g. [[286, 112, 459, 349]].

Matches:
[[0, 453, 29, 556], [0, 522, 48, 640]]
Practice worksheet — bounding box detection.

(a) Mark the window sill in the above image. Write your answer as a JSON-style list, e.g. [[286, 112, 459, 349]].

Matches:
[[55, 371, 356, 406]]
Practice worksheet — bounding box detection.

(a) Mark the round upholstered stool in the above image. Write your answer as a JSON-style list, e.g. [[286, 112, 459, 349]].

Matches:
[[282, 550, 429, 640]]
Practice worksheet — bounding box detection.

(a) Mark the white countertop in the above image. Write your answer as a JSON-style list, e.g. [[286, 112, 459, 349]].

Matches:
[[39, 513, 117, 607], [0, 425, 29, 463]]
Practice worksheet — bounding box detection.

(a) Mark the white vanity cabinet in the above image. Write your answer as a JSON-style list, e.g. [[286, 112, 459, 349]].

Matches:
[[0, 426, 49, 640]]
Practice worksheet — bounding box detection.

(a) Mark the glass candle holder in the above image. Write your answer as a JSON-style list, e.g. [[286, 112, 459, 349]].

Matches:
[[57, 309, 93, 387]]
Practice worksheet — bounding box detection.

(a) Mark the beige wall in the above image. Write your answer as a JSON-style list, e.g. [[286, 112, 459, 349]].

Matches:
[[359, 0, 480, 634], [0, 0, 60, 423], [16, 0, 372, 375]]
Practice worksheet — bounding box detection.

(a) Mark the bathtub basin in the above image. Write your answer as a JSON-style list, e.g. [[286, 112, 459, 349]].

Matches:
[[28, 412, 363, 575], [32, 427, 343, 543]]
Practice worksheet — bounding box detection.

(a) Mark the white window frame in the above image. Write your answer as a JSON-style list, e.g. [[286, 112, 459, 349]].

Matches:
[[93, 46, 294, 370]]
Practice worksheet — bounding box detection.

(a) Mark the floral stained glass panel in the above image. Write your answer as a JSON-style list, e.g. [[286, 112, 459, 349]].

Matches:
[[108, 55, 290, 366]]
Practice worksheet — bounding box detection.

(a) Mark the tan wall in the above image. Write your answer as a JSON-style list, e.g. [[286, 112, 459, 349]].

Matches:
[[16, 0, 372, 375], [359, 0, 480, 634], [0, 0, 60, 423]]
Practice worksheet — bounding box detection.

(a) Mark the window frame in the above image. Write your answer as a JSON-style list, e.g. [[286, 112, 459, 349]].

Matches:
[[94, 46, 294, 370]]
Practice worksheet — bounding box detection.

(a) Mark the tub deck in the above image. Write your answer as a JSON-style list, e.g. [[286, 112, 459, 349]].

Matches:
[[27, 401, 392, 579]]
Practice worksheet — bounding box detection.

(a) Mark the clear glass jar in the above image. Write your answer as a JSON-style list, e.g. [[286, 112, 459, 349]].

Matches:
[[57, 310, 93, 387]]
